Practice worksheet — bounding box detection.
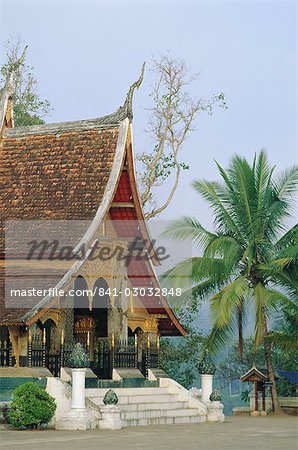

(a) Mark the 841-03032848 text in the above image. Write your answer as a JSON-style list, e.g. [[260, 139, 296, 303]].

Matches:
[[9, 287, 183, 299], [91, 286, 182, 297]]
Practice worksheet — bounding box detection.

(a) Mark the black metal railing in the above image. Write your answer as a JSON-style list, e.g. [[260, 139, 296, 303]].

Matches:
[[26, 331, 160, 379], [113, 338, 138, 369]]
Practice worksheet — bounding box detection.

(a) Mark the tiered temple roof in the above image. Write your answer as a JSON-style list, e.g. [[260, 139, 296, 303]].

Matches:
[[0, 60, 186, 336]]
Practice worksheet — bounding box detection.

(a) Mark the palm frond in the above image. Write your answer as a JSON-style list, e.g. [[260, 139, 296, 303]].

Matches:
[[161, 216, 216, 248], [274, 165, 298, 201], [210, 276, 249, 328], [191, 179, 243, 239]]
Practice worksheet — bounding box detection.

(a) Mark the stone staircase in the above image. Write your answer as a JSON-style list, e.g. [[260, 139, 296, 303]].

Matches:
[[85, 384, 207, 427]]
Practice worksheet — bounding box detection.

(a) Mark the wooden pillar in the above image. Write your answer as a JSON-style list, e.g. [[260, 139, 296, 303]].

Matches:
[[254, 382, 258, 412], [8, 326, 21, 367]]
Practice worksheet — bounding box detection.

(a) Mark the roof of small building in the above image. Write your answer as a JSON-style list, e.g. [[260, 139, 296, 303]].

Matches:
[[240, 366, 268, 382]]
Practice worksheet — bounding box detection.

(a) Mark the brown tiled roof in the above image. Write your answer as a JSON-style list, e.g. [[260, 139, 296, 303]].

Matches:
[[0, 118, 123, 323], [1, 123, 119, 226]]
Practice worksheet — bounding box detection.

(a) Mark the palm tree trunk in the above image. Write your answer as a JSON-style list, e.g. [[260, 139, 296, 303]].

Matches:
[[263, 340, 283, 414], [262, 310, 284, 414], [238, 307, 243, 360]]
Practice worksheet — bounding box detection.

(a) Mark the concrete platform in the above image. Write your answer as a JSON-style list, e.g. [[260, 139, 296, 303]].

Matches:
[[0, 416, 297, 450]]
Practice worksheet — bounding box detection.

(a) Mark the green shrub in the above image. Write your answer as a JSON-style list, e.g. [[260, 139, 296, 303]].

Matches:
[[209, 389, 222, 402], [103, 389, 118, 405], [9, 381, 56, 429], [67, 342, 89, 368], [198, 350, 216, 375]]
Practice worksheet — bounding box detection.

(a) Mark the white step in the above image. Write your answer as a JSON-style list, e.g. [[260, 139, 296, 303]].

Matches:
[[121, 407, 199, 421], [85, 385, 204, 428], [118, 401, 189, 412], [85, 387, 169, 397], [90, 393, 180, 405], [124, 415, 201, 427]]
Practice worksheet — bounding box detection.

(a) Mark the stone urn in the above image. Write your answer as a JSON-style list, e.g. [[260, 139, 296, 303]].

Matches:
[[207, 401, 225, 422], [207, 390, 224, 422], [198, 350, 216, 404], [99, 389, 122, 430]]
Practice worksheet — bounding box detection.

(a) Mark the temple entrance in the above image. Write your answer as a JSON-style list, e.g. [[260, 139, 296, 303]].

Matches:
[[73, 276, 111, 368]]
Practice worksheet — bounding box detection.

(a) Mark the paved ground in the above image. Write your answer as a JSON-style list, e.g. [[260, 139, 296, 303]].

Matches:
[[0, 416, 297, 450]]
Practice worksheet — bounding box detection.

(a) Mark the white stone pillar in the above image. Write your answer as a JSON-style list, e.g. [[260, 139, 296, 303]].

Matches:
[[71, 368, 86, 410], [201, 374, 213, 403]]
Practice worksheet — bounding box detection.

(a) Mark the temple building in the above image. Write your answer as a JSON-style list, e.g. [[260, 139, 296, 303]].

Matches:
[[0, 63, 186, 380]]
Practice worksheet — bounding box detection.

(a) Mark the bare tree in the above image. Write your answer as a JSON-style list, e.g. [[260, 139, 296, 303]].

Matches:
[[138, 54, 227, 219], [0, 37, 51, 126]]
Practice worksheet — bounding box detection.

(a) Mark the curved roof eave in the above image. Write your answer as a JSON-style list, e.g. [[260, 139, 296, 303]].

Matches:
[[126, 125, 187, 336]]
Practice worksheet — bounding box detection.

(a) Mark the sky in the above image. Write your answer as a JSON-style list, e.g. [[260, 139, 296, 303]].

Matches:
[[0, 0, 297, 229], [0, 0, 297, 333]]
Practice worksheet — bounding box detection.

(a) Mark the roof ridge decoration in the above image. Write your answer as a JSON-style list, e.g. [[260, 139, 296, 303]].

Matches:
[[0, 46, 28, 132], [2, 61, 145, 137], [101, 61, 146, 124]]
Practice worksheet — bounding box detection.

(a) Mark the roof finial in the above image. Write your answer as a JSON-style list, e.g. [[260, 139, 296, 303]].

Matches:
[[123, 62, 146, 122]]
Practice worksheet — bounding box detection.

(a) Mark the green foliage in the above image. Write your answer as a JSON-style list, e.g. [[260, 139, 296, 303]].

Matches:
[[158, 298, 205, 388], [67, 342, 89, 368], [103, 389, 118, 405], [9, 382, 56, 429], [198, 349, 216, 375], [218, 338, 297, 381], [277, 375, 297, 397], [160, 330, 205, 389], [209, 389, 222, 402], [0, 38, 51, 126], [217, 338, 297, 397], [241, 390, 250, 403], [163, 151, 298, 353]]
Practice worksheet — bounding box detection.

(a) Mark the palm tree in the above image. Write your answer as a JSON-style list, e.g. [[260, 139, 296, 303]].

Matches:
[[163, 151, 298, 413], [265, 227, 298, 351]]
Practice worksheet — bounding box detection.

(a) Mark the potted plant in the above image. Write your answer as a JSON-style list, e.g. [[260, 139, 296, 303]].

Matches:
[[99, 389, 122, 430], [198, 350, 216, 403], [55, 344, 97, 430], [68, 343, 89, 410]]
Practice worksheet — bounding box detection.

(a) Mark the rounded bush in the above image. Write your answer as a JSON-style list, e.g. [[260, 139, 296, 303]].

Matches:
[[209, 389, 222, 402], [198, 350, 216, 375], [67, 342, 90, 368], [9, 381, 56, 429]]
